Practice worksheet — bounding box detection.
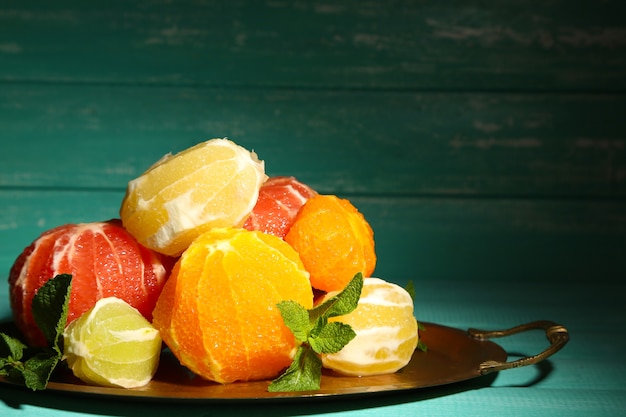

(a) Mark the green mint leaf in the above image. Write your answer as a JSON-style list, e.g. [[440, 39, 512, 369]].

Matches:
[[0, 332, 26, 360], [0, 274, 72, 390], [308, 315, 327, 339], [31, 273, 72, 349], [308, 321, 356, 354], [268, 345, 322, 392], [276, 300, 310, 343], [21, 350, 61, 391], [416, 321, 427, 351], [270, 273, 364, 392], [308, 272, 363, 325]]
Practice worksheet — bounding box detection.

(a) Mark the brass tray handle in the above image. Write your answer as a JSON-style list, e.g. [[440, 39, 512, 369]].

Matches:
[[467, 320, 570, 375]]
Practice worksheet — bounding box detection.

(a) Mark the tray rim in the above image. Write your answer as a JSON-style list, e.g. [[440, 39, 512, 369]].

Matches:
[[0, 321, 508, 403]]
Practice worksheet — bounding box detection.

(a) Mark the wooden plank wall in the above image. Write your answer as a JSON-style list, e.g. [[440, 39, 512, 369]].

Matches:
[[1, 1, 625, 331]]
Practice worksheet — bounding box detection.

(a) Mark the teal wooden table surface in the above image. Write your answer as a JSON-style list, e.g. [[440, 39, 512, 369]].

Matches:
[[1, 1, 625, 416]]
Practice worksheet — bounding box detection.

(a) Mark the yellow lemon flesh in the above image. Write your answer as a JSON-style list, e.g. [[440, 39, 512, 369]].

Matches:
[[120, 138, 267, 257], [321, 277, 418, 376]]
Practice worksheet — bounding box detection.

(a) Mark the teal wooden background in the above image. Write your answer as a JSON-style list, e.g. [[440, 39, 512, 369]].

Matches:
[[1, 1, 625, 416]]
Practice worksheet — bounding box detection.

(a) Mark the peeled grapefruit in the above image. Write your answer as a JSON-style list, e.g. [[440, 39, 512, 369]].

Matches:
[[9, 219, 172, 346], [243, 176, 317, 238]]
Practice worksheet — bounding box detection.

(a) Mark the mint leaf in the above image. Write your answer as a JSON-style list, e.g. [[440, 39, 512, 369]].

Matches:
[[31, 273, 72, 349], [21, 350, 61, 390], [268, 345, 322, 392], [0, 332, 26, 360], [308, 321, 355, 354], [417, 340, 428, 352], [0, 274, 72, 390], [309, 272, 363, 324], [276, 300, 310, 343], [269, 273, 363, 392]]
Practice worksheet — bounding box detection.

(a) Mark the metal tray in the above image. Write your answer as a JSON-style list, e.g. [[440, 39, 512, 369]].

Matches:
[[0, 320, 569, 402]]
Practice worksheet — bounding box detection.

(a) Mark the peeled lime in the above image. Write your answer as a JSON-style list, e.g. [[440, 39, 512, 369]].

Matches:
[[63, 297, 162, 388]]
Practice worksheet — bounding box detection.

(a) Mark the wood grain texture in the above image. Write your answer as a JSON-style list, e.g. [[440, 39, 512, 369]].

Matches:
[[1, 191, 623, 287], [2, 84, 625, 197], [0, 1, 625, 415], [1, 0, 625, 91]]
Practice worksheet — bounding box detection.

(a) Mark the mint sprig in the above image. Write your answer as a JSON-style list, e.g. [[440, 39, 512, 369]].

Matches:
[[268, 272, 363, 392], [0, 274, 72, 390]]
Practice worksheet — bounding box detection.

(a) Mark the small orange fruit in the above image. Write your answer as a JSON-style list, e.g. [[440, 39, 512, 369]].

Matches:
[[320, 277, 418, 376], [152, 227, 313, 384], [120, 138, 267, 257], [284, 194, 376, 292]]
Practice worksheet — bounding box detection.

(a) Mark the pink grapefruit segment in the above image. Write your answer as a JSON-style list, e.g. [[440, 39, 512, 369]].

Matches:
[[243, 176, 317, 238]]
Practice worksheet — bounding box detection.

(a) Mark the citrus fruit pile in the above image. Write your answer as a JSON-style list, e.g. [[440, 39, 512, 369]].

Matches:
[[7, 137, 420, 389]]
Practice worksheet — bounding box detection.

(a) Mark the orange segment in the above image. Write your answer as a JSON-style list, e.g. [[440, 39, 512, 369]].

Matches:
[[284, 194, 376, 292], [120, 138, 267, 257], [152, 227, 313, 384]]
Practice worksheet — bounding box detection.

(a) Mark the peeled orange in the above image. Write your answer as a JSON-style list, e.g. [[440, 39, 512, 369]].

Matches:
[[9, 219, 171, 346], [120, 138, 267, 257], [152, 227, 313, 384], [285, 194, 376, 292], [320, 277, 418, 376]]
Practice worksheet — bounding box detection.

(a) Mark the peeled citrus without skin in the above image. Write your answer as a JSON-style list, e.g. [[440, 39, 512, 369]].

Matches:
[[120, 138, 267, 257], [152, 227, 314, 384], [243, 176, 317, 238], [63, 297, 162, 389], [320, 277, 418, 376], [284, 194, 376, 293], [8, 219, 171, 347]]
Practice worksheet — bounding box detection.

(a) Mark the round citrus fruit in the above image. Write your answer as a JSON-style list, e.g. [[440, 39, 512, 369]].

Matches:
[[152, 227, 314, 384], [320, 277, 418, 376], [243, 176, 317, 238], [9, 219, 171, 347], [120, 138, 267, 257], [284, 194, 376, 292], [63, 297, 162, 388]]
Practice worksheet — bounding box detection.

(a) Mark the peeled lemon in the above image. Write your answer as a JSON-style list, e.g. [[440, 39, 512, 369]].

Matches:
[[63, 297, 162, 389], [120, 138, 267, 257], [320, 277, 418, 376]]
